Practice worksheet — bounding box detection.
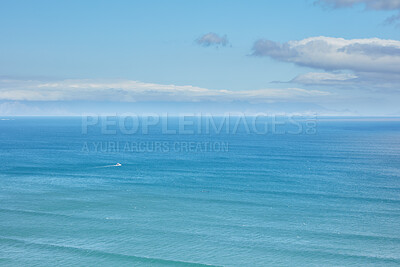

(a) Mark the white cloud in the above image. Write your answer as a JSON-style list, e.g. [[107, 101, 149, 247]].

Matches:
[[317, 0, 400, 10], [252, 36, 400, 73], [291, 72, 358, 85], [289, 71, 400, 91], [196, 33, 229, 47], [0, 78, 329, 103], [316, 0, 400, 24]]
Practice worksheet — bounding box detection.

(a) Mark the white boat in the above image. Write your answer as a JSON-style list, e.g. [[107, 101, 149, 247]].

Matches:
[[115, 163, 122, 166]]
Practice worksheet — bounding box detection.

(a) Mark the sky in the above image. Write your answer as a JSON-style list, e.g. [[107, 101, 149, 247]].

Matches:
[[0, 0, 400, 116]]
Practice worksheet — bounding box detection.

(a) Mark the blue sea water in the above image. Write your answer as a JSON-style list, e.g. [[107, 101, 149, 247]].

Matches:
[[0, 117, 399, 266]]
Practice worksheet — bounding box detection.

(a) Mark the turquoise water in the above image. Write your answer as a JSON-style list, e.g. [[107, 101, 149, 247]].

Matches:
[[0, 117, 400, 266]]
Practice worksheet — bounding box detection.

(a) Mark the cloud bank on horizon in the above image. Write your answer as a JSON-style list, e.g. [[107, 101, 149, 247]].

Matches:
[[0, 78, 328, 103]]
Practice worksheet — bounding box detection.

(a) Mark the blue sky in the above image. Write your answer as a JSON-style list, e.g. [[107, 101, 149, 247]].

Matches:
[[1, 0, 400, 115]]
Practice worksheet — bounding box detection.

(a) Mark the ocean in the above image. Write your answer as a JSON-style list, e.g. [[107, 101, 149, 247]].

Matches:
[[0, 116, 399, 266]]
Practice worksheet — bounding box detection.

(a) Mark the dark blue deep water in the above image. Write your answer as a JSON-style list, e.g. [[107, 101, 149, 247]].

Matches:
[[0, 117, 399, 266]]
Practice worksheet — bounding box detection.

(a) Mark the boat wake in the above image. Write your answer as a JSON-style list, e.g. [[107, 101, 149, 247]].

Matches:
[[94, 163, 122, 168]]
